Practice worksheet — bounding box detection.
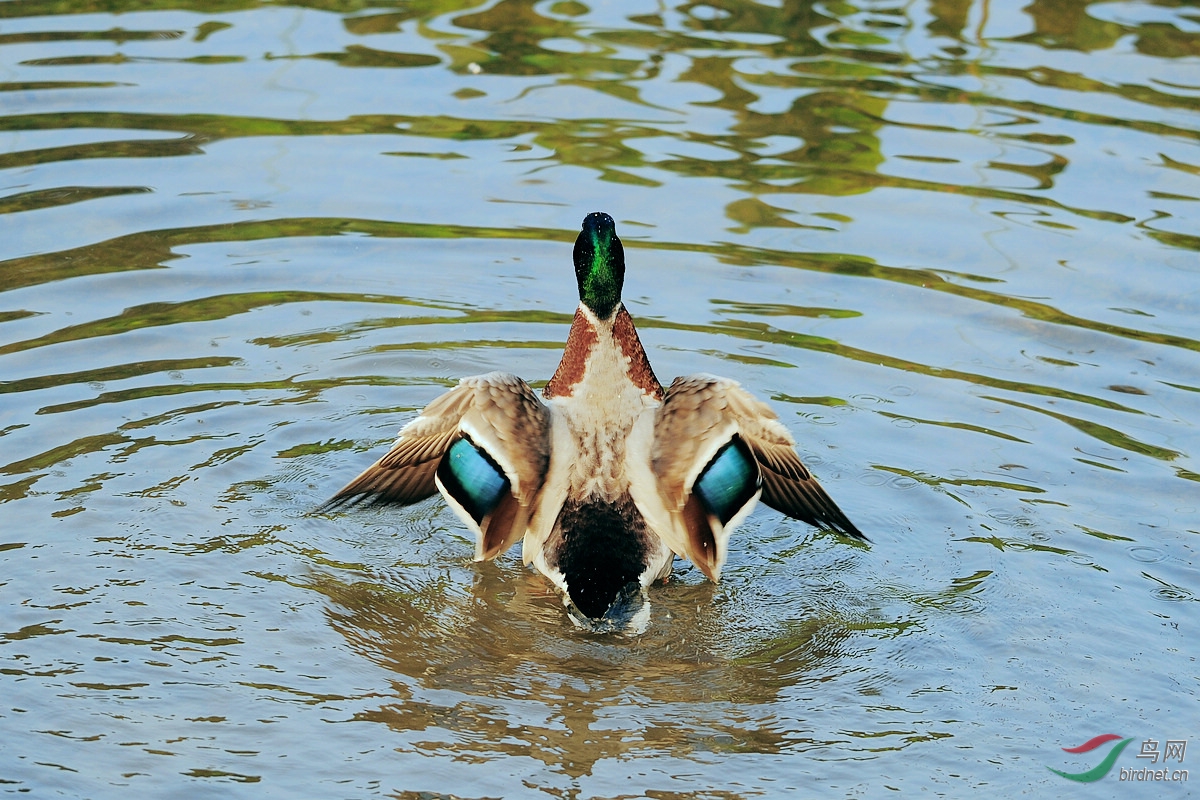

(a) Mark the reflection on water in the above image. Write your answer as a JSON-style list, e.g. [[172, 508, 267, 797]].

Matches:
[[1, 0, 1198, 796], [307, 513, 901, 785]]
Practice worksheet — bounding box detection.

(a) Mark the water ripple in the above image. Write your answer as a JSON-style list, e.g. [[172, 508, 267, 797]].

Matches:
[[2, 0, 1197, 796]]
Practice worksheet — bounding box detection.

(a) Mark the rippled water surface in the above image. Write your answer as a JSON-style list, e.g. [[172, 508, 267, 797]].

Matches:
[[2, 0, 1198, 796]]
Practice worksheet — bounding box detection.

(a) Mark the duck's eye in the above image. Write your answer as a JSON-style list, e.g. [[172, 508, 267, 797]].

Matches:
[[438, 437, 510, 524], [693, 436, 760, 525]]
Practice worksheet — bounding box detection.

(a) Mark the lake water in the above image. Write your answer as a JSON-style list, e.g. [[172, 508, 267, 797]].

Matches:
[[1, 0, 1197, 796]]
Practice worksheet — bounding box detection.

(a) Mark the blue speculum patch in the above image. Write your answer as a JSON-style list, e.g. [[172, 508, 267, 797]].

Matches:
[[441, 437, 509, 523], [693, 437, 760, 525]]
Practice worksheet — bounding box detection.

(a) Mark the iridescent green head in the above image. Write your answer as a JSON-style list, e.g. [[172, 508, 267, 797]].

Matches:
[[573, 212, 625, 319]]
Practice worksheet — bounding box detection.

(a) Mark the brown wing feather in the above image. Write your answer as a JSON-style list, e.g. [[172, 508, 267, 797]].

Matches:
[[752, 442, 863, 538], [317, 427, 457, 511], [650, 376, 755, 579], [651, 376, 735, 510], [319, 373, 552, 550], [681, 494, 719, 581], [480, 491, 524, 561], [319, 384, 475, 511], [658, 375, 865, 541], [734, 395, 865, 540]]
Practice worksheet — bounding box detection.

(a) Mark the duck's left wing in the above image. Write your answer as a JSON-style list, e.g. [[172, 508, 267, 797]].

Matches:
[[651, 375, 864, 581], [321, 372, 551, 561]]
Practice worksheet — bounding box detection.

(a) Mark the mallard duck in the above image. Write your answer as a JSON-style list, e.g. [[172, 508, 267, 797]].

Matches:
[[323, 211, 864, 631]]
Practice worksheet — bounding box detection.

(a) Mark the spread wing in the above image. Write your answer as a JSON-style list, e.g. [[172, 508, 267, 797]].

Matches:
[[651, 374, 864, 581], [320, 372, 551, 561]]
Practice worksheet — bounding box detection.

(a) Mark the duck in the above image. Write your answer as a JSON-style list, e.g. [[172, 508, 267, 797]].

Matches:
[[322, 211, 865, 631]]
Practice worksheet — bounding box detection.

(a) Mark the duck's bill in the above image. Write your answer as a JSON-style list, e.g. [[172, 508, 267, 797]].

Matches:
[[564, 581, 651, 635]]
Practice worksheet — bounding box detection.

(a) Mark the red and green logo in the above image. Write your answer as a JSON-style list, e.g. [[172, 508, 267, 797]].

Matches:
[[1048, 734, 1134, 782]]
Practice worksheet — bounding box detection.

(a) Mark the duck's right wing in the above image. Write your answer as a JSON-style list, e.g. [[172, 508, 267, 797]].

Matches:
[[650, 375, 864, 581], [320, 372, 552, 561]]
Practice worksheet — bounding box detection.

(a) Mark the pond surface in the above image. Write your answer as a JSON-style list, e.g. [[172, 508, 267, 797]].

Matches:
[[2, 0, 1198, 796]]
